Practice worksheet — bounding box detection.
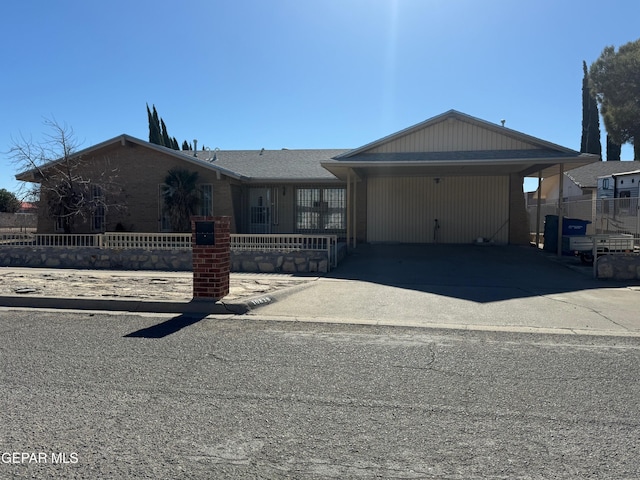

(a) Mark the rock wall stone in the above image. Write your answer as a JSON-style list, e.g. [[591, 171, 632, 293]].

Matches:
[[232, 251, 330, 273], [0, 247, 332, 273], [0, 247, 193, 271], [596, 254, 640, 281]]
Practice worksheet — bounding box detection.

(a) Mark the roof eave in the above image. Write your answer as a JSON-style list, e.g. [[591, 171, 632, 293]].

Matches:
[[14, 134, 244, 183], [243, 177, 341, 184], [324, 154, 596, 169]]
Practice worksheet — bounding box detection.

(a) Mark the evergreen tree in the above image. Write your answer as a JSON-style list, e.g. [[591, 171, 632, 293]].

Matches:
[[147, 105, 185, 150], [147, 104, 162, 145], [590, 39, 640, 160], [0, 189, 21, 213], [580, 61, 602, 158], [182, 140, 190, 151], [152, 105, 162, 140], [606, 135, 622, 161], [161, 119, 171, 148]]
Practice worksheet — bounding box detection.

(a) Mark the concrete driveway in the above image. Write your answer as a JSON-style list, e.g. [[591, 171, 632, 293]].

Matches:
[[247, 244, 640, 336]]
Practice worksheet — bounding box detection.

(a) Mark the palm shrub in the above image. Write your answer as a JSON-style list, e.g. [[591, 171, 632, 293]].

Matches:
[[161, 168, 201, 232]]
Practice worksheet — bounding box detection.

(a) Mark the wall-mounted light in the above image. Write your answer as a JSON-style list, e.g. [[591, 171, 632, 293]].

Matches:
[[434, 177, 441, 184]]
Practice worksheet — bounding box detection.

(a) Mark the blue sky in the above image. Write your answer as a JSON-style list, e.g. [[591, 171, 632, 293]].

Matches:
[[1, 0, 638, 196]]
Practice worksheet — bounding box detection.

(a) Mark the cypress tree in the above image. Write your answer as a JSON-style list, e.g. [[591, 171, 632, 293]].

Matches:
[[182, 140, 190, 151], [606, 135, 621, 161], [152, 106, 162, 145], [146, 105, 184, 151], [147, 104, 162, 145], [580, 61, 602, 157], [161, 119, 171, 148]]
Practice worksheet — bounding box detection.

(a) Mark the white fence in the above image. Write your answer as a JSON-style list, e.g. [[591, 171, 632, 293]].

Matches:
[[0, 232, 192, 249], [0, 232, 339, 267], [231, 234, 338, 268], [0, 233, 102, 247], [102, 233, 192, 250]]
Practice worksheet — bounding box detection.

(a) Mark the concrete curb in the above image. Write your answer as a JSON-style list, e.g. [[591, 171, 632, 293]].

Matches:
[[240, 314, 640, 338], [0, 278, 319, 315], [241, 279, 319, 311], [0, 296, 249, 315]]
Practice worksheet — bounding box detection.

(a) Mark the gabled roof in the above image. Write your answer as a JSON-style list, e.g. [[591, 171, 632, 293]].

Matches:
[[335, 110, 580, 158], [566, 161, 640, 188], [15, 134, 347, 184], [15, 134, 245, 183], [323, 110, 599, 180]]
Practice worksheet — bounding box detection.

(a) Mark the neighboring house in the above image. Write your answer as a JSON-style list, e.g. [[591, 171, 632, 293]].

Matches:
[[15, 110, 598, 245], [533, 161, 638, 203], [598, 170, 640, 223], [598, 169, 640, 199], [0, 202, 37, 231], [18, 202, 37, 214]]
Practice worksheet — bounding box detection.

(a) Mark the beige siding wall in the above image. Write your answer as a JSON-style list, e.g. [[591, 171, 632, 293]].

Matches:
[[367, 176, 509, 244], [368, 120, 540, 153]]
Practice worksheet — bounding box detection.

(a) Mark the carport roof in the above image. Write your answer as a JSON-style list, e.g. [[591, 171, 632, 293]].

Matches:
[[322, 110, 599, 180]]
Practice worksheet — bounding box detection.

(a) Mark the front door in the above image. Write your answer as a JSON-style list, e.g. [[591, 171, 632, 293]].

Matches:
[[249, 188, 271, 233]]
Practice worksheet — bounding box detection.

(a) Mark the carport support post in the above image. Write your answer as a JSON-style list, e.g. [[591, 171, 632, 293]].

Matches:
[[535, 171, 542, 247], [347, 171, 352, 248], [353, 173, 357, 248], [191, 216, 231, 301], [557, 164, 564, 257]]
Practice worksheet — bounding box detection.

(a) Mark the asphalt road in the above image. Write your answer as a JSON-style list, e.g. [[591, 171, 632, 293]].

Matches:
[[1, 310, 640, 479]]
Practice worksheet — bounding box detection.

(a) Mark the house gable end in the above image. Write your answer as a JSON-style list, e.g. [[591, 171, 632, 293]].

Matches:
[[337, 110, 577, 157]]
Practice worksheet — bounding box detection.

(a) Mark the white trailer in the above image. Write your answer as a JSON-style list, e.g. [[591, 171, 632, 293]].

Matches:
[[565, 234, 635, 264]]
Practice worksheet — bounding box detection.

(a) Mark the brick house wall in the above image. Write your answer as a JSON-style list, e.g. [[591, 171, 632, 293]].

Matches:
[[36, 140, 239, 234]]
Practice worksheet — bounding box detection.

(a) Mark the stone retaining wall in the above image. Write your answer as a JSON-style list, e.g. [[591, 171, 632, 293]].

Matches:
[[596, 254, 640, 281], [0, 247, 332, 273], [0, 247, 193, 271], [232, 251, 330, 273]]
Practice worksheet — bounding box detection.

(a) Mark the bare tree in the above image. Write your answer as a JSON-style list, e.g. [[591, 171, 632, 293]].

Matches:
[[10, 119, 126, 234]]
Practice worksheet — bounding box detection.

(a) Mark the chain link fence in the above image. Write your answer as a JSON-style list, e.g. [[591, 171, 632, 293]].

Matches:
[[527, 195, 640, 246]]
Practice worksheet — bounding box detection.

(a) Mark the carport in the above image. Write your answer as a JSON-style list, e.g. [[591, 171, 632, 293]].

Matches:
[[322, 110, 599, 253]]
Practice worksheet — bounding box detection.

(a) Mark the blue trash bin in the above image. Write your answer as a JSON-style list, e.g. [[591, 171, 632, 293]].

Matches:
[[543, 215, 591, 253]]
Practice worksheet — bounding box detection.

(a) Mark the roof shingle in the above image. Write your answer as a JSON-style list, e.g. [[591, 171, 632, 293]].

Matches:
[[565, 161, 639, 188], [185, 149, 349, 181]]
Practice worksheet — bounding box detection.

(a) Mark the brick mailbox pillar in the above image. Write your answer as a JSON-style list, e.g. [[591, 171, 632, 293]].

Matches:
[[191, 216, 231, 301]]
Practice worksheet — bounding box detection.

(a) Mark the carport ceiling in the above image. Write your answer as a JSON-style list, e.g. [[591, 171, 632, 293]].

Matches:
[[322, 150, 599, 180]]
